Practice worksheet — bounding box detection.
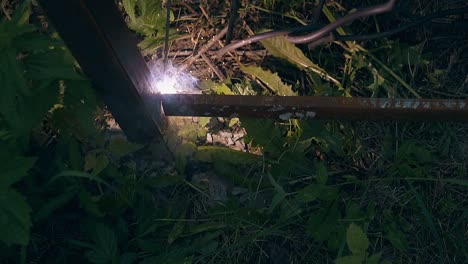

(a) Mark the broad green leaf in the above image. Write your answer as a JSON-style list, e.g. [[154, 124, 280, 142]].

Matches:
[[14, 32, 61, 52], [85, 224, 118, 264], [307, 202, 340, 242], [316, 162, 328, 185], [168, 218, 185, 244], [241, 118, 283, 155], [49, 170, 113, 190], [0, 188, 31, 246], [346, 223, 369, 255], [296, 184, 319, 203], [0, 156, 36, 187], [123, 0, 137, 21], [79, 190, 105, 217], [0, 49, 30, 134], [11, 0, 31, 25], [384, 224, 408, 251], [260, 36, 340, 86], [298, 184, 338, 203], [138, 36, 164, 55], [260, 35, 319, 70], [108, 137, 143, 158], [24, 50, 84, 80], [34, 188, 78, 222], [198, 117, 211, 127], [84, 152, 97, 172], [199, 79, 234, 95], [93, 154, 109, 176], [268, 172, 286, 211], [240, 65, 295, 96]]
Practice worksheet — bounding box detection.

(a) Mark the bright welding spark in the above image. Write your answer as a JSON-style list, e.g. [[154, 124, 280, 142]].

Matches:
[[149, 62, 198, 94]]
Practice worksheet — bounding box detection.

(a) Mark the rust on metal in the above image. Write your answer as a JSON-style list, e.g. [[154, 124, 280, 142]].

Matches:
[[158, 94, 468, 121]]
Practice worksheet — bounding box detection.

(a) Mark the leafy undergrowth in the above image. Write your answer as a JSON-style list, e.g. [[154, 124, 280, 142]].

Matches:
[[1, 0, 468, 264]]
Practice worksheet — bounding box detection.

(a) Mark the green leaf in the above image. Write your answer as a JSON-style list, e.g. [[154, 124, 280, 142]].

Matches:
[[79, 190, 105, 217], [34, 188, 78, 222], [199, 79, 234, 95], [108, 137, 143, 159], [48, 170, 113, 190], [296, 184, 319, 203], [384, 224, 408, 251], [0, 156, 36, 187], [11, 0, 31, 25], [261, 35, 319, 70], [260, 36, 340, 86], [307, 201, 341, 242], [316, 162, 328, 185], [212, 83, 235, 95], [168, 217, 186, 244], [0, 49, 30, 136], [123, 0, 137, 21], [24, 50, 84, 80], [85, 224, 118, 264], [93, 154, 109, 175], [335, 255, 364, 264], [241, 118, 283, 155], [14, 32, 62, 52], [240, 65, 295, 96], [346, 223, 369, 255], [0, 188, 32, 246]]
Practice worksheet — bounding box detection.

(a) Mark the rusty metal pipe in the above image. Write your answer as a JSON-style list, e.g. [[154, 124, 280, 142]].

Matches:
[[157, 94, 468, 121]]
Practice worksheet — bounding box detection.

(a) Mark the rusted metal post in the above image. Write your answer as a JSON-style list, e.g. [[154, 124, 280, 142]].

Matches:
[[38, 0, 166, 143], [158, 94, 468, 121]]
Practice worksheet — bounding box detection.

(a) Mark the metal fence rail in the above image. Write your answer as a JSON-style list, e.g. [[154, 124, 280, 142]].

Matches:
[[159, 94, 468, 121]]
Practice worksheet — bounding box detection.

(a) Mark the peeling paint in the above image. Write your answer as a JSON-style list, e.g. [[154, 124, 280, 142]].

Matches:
[[279, 113, 292, 120], [442, 101, 452, 108], [295, 113, 305, 118], [380, 100, 390, 108], [396, 100, 402, 108]]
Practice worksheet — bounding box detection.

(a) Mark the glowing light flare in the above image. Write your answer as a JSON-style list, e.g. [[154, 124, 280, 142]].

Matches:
[[149, 62, 198, 94], [154, 75, 178, 94]]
